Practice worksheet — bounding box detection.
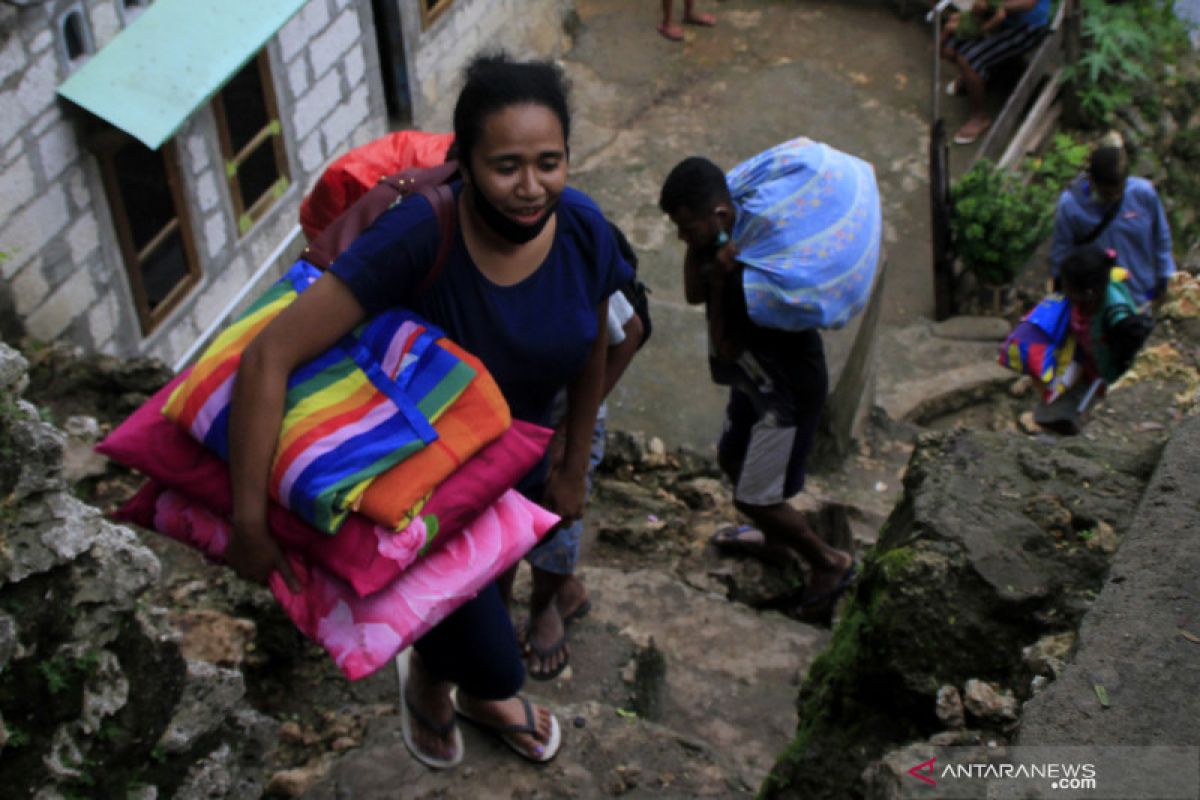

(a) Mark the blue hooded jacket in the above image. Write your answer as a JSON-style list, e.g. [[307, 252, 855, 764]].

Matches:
[[1050, 175, 1175, 305]]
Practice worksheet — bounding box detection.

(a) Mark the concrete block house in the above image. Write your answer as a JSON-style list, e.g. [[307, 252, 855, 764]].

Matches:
[[0, 0, 571, 369]]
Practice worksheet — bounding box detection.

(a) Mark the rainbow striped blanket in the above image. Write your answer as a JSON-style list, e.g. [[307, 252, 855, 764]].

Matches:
[[163, 260, 475, 534]]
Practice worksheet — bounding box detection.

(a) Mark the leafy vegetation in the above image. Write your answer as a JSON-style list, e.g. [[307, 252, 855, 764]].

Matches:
[[950, 134, 1089, 285], [1064, 0, 1192, 127]]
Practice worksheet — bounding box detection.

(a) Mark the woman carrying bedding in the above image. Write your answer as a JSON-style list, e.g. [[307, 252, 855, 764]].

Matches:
[[223, 53, 632, 769]]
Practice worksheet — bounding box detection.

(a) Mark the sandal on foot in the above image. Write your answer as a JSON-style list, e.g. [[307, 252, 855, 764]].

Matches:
[[657, 24, 684, 41], [562, 597, 592, 626], [709, 524, 769, 556], [451, 691, 562, 764], [525, 630, 570, 681], [396, 649, 463, 769], [684, 12, 716, 26], [953, 119, 991, 145]]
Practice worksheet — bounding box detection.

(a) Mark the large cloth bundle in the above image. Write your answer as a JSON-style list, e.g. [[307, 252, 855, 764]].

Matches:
[[998, 294, 1078, 401], [100, 256, 556, 678], [728, 137, 882, 330], [100, 375, 548, 598], [299, 130, 454, 242], [162, 260, 477, 534]]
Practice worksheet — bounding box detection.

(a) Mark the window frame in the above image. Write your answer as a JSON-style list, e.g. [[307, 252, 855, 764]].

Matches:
[[419, 0, 453, 29], [94, 135, 202, 335], [211, 51, 290, 237]]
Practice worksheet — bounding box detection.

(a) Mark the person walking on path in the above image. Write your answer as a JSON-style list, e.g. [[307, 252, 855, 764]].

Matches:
[[658, 156, 856, 625], [223, 53, 632, 769], [1050, 131, 1175, 308], [658, 0, 716, 41]]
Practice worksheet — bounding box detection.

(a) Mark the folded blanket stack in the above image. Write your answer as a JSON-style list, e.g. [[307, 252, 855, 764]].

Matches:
[[99, 261, 556, 679]]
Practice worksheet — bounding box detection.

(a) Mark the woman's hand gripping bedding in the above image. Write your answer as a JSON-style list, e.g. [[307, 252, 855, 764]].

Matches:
[[226, 274, 369, 593]]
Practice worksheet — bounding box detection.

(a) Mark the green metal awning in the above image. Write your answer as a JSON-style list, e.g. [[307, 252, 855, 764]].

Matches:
[[57, 0, 306, 150]]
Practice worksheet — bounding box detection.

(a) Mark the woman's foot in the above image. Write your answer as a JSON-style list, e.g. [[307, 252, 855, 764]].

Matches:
[[520, 573, 589, 680], [796, 551, 857, 627], [953, 114, 991, 145], [397, 650, 462, 768], [657, 23, 684, 41], [452, 691, 561, 762], [683, 12, 716, 26]]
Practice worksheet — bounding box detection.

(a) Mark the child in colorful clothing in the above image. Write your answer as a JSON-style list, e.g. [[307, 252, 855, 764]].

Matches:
[[1034, 244, 1152, 433]]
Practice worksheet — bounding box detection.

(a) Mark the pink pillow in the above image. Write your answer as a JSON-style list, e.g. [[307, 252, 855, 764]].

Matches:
[[125, 482, 557, 680], [100, 375, 552, 597]]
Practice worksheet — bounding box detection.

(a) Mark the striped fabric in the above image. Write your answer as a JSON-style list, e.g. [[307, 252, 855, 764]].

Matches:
[[163, 260, 476, 534]]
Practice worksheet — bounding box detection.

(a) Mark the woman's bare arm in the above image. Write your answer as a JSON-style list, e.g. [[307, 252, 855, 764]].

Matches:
[[225, 274, 367, 590], [543, 299, 610, 521]]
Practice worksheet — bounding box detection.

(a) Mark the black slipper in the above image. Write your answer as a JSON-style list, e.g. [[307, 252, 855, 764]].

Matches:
[[525, 630, 569, 681], [709, 524, 769, 556]]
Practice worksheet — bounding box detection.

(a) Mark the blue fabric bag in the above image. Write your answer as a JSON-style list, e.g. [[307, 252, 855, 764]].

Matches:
[[728, 137, 883, 330]]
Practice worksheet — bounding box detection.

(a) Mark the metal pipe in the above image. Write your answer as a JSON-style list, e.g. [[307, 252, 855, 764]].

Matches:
[[172, 223, 302, 372]]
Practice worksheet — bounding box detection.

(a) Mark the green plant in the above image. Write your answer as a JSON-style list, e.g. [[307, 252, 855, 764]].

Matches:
[[950, 135, 1089, 285], [1064, 0, 1191, 126], [950, 161, 1051, 284]]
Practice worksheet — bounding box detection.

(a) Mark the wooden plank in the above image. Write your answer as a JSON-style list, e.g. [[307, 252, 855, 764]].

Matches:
[[974, 0, 1069, 164], [997, 68, 1063, 169], [976, 26, 1064, 163]]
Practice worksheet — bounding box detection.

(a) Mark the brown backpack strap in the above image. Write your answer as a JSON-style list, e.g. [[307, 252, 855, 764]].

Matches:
[[302, 160, 459, 273], [414, 181, 457, 295]]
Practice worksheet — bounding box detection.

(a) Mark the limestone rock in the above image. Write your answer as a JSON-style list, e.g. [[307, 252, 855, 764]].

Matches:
[[0, 342, 29, 395], [936, 684, 965, 729], [158, 660, 247, 754], [962, 679, 1018, 723], [171, 608, 257, 667], [61, 414, 108, 484], [1023, 631, 1075, 679]]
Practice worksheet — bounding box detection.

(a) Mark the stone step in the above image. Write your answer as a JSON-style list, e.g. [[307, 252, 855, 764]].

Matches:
[[306, 566, 830, 798]]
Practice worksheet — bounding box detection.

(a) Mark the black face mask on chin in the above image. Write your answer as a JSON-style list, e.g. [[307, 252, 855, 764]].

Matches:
[[468, 182, 557, 245]]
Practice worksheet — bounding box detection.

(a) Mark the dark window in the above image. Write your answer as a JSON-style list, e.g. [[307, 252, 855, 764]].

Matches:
[[421, 0, 453, 28], [213, 52, 290, 236], [62, 11, 88, 61], [96, 137, 201, 334]]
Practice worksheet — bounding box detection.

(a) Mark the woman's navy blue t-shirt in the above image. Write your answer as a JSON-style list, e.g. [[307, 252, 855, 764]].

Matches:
[[330, 183, 632, 428]]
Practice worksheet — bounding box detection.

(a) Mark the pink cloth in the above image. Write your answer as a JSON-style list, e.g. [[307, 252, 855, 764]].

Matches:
[[122, 482, 557, 680], [98, 374, 552, 597]]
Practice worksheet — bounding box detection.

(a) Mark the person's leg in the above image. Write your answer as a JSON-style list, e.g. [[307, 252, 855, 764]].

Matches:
[[953, 54, 991, 142], [720, 380, 853, 609], [658, 0, 684, 40], [733, 500, 852, 595], [521, 410, 605, 677], [408, 583, 554, 760], [683, 0, 716, 26]]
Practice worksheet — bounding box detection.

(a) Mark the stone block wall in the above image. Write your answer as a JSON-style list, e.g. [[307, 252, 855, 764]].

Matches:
[[0, 0, 386, 368], [0, 0, 576, 367], [399, 0, 575, 132]]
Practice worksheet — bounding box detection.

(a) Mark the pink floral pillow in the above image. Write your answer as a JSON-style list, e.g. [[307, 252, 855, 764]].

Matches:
[[123, 482, 557, 679]]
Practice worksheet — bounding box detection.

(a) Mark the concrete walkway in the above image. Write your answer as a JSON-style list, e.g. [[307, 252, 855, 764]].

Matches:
[[565, 0, 935, 451]]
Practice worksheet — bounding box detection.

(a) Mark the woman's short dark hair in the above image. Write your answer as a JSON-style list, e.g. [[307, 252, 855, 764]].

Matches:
[[1089, 144, 1128, 188], [453, 53, 570, 169], [1061, 243, 1114, 295], [658, 157, 729, 216]]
